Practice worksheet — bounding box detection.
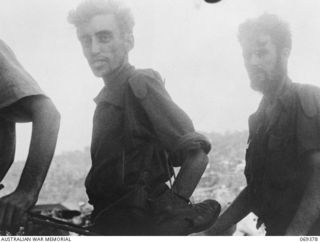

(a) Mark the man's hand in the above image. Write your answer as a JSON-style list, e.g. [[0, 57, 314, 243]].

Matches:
[[0, 190, 37, 232]]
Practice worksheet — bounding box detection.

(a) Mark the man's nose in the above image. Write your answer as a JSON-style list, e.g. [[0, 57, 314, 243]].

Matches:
[[90, 38, 101, 54], [249, 54, 260, 66]]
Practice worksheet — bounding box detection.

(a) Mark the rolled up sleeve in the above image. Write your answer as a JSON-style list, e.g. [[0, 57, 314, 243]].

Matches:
[[128, 70, 210, 166]]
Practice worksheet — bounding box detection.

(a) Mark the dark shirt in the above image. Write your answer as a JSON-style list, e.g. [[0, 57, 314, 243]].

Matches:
[[245, 79, 320, 234], [85, 63, 210, 207]]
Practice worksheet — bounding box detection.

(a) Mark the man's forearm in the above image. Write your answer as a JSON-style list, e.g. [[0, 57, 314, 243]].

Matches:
[[0, 118, 16, 182], [171, 149, 208, 199], [210, 187, 251, 234], [286, 157, 320, 235], [16, 106, 60, 198]]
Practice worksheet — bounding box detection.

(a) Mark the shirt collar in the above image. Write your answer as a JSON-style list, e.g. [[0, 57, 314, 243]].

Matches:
[[94, 63, 135, 105], [277, 77, 293, 112], [103, 62, 134, 87], [257, 76, 293, 114]]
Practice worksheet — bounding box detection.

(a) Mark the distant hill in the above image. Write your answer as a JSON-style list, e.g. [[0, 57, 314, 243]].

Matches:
[[0, 147, 91, 207], [194, 131, 248, 206], [0, 130, 249, 209], [0, 130, 257, 235]]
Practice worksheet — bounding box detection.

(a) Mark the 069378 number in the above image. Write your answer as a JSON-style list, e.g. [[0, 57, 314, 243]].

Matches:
[[300, 237, 318, 241]]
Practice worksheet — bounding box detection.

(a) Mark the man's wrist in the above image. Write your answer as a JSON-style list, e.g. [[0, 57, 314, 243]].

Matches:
[[172, 190, 191, 204], [15, 184, 40, 200]]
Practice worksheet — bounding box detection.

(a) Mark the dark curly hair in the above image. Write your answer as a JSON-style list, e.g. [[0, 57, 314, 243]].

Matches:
[[68, 0, 135, 36], [238, 13, 292, 53]]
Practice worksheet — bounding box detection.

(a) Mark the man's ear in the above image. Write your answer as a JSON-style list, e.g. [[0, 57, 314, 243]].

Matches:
[[124, 33, 134, 52], [281, 47, 290, 63]]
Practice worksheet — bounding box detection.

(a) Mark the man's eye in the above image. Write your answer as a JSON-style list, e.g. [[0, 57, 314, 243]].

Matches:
[[255, 50, 266, 58], [98, 35, 111, 43]]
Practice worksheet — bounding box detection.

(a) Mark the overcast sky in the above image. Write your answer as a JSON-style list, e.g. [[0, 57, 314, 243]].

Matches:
[[1, 0, 320, 160]]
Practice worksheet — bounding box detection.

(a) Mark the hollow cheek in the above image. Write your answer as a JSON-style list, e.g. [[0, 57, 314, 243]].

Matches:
[[114, 45, 127, 63], [82, 48, 91, 62]]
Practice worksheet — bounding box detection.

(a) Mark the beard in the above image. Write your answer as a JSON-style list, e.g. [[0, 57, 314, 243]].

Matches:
[[250, 71, 279, 94], [249, 59, 285, 95]]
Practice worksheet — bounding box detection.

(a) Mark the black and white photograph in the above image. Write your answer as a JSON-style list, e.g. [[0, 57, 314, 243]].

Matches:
[[0, 0, 320, 239]]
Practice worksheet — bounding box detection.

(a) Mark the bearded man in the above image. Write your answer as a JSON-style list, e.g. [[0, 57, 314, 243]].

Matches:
[[210, 14, 320, 236]]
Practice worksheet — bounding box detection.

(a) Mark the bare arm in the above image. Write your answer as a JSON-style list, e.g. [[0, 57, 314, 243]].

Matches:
[[285, 152, 320, 235], [15, 96, 60, 197], [172, 149, 208, 199], [209, 186, 251, 235], [0, 96, 60, 231], [0, 118, 16, 182]]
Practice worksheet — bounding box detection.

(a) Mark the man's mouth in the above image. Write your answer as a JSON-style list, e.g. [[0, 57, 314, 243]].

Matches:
[[91, 59, 108, 68], [250, 71, 265, 80]]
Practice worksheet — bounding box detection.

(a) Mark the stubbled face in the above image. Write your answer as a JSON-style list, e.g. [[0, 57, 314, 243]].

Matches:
[[241, 33, 284, 94], [77, 14, 130, 77]]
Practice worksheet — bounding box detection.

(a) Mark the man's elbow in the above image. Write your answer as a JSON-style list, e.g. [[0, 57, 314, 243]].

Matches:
[[189, 149, 209, 168], [34, 98, 61, 131], [46, 103, 61, 132], [49, 104, 61, 127]]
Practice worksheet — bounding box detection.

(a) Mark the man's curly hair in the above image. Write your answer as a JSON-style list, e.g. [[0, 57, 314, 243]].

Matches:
[[238, 13, 292, 53], [68, 0, 135, 36]]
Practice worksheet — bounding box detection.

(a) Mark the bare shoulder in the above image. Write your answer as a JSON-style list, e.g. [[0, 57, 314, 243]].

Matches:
[[0, 39, 8, 50], [0, 39, 14, 57]]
